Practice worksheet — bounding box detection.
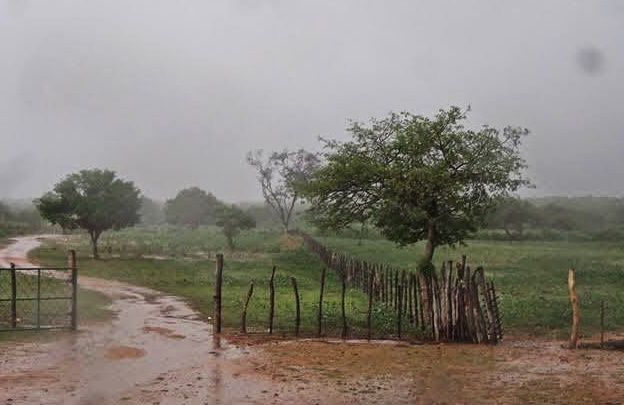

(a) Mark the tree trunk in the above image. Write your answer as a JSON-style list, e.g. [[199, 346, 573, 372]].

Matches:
[[424, 221, 436, 263], [226, 234, 234, 250], [90, 231, 101, 259]]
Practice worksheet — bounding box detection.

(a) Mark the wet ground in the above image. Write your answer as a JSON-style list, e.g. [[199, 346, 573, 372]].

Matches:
[[1, 237, 624, 404]]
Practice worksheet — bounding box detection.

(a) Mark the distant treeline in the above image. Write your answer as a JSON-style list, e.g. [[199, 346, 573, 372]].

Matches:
[[478, 196, 624, 241], [0, 200, 47, 238], [317, 196, 624, 242]]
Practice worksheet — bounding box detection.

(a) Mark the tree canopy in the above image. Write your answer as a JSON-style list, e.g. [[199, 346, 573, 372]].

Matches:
[[164, 187, 221, 228], [247, 149, 320, 232], [36, 169, 141, 259], [304, 107, 530, 262], [216, 204, 256, 250]]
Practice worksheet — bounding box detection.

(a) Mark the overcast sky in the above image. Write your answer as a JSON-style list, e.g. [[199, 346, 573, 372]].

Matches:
[[1, 0, 623, 202]]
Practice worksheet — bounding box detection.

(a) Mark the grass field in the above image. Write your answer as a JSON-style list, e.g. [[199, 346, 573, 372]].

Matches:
[[30, 227, 624, 340], [320, 236, 624, 338], [32, 233, 388, 339]]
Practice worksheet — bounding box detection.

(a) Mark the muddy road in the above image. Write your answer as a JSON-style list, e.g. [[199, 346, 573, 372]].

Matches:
[[2, 236, 624, 404], [0, 237, 294, 404]]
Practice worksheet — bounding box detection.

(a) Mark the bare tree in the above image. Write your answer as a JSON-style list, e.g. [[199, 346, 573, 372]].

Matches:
[[247, 149, 320, 232]]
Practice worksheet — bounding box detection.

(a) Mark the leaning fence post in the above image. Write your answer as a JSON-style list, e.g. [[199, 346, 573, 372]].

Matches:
[[291, 277, 301, 337], [68, 250, 78, 330], [241, 280, 254, 333], [214, 254, 224, 334], [568, 268, 580, 349], [268, 266, 276, 334], [317, 267, 327, 338], [10, 263, 17, 329]]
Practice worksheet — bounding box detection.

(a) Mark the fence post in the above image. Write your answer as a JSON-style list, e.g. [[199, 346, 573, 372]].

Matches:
[[600, 300, 605, 348], [341, 273, 347, 339], [291, 277, 300, 337], [214, 254, 224, 334], [397, 284, 403, 339], [10, 263, 17, 329], [317, 267, 327, 338], [241, 280, 254, 333], [568, 268, 580, 349], [268, 266, 276, 334], [367, 270, 375, 340], [68, 250, 78, 330]]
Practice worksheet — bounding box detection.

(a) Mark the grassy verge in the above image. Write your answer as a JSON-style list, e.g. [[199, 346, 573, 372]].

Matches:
[[29, 226, 624, 339], [31, 233, 383, 338], [320, 236, 624, 339]]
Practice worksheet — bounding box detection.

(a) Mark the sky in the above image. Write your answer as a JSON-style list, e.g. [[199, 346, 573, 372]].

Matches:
[[1, 0, 623, 202]]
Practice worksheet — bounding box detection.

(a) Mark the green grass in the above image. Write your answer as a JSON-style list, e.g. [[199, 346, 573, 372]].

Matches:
[[319, 236, 624, 339], [29, 226, 624, 340], [31, 232, 387, 338]]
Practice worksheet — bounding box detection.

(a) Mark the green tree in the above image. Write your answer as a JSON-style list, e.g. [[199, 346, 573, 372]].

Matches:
[[247, 149, 320, 232], [304, 107, 530, 262], [164, 187, 220, 228], [35, 169, 141, 259], [216, 205, 256, 250], [486, 197, 535, 240]]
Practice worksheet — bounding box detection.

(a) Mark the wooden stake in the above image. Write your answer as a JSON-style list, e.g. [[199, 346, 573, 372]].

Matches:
[[600, 300, 605, 348], [568, 268, 580, 349], [291, 277, 301, 337], [10, 263, 17, 329], [268, 266, 276, 334], [367, 270, 374, 340], [214, 254, 224, 334], [68, 250, 78, 330], [317, 267, 327, 338], [241, 280, 254, 333], [341, 274, 347, 339]]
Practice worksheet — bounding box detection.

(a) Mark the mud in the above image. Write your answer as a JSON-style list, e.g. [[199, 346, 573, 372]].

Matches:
[[1, 236, 624, 404]]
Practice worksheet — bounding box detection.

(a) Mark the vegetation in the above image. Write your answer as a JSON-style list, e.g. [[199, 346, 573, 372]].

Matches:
[[247, 149, 320, 232], [483, 195, 624, 241], [27, 226, 624, 339], [164, 187, 221, 228], [304, 107, 529, 262], [31, 231, 374, 337], [0, 200, 47, 239], [215, 204, 256, 250], [35, 169, 141, 259]]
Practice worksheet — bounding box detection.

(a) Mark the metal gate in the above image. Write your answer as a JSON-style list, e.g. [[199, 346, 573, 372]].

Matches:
[[0, 252, 77, 331]]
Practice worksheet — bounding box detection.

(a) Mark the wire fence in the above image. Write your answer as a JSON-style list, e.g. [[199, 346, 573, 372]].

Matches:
[[0, 253, 77, 331]]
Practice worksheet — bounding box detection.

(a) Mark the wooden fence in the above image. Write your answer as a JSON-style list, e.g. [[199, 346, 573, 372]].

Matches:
[[296, 232, 503, 344]]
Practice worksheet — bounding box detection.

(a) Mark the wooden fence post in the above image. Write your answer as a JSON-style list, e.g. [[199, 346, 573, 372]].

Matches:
[[568, 268, 580, 349], [341, 274, 347, 339], [600, 300, 605, 348], [367, 270, 375, 341], [241, 280, 254, 333], [317, 267, 327, 338], [68, 250, 78, 330], [397, 284, 403, 339], [291, 277, 300, 337], [269, 266, 276, 334], [214, 254, 224, 334], [10, 263, 17, 329]]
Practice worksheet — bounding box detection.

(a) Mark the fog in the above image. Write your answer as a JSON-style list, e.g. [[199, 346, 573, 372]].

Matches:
[[1, 0, 623, 202]]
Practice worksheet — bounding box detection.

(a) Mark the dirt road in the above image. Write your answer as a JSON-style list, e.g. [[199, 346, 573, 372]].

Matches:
[[2, 237, 624, 404], [0, 237, 293, 404]]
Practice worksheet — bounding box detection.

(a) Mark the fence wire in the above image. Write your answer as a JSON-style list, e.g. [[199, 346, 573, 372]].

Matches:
[[0, 267, 74, 331]]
